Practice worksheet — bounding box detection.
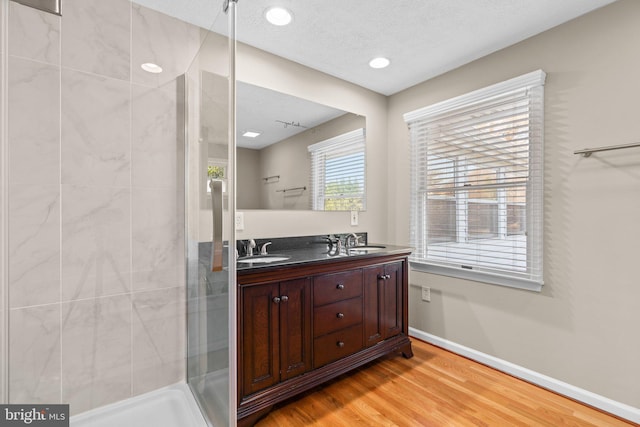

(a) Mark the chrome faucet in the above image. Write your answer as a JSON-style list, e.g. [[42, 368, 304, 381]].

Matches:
[[322, 236, 337, 255], [260, 241, 272, 255], [346, 233, 362, 248], [246, 239, 256, 257]]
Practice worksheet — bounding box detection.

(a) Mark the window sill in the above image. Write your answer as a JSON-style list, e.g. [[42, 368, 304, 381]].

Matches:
[[409, 261, 543, 292]]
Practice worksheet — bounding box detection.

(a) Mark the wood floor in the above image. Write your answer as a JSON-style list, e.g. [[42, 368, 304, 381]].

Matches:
[[255, 338, 636, 427]]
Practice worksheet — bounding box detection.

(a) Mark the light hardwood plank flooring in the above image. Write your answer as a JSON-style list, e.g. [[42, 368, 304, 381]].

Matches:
[[256, 338, 636, 427]]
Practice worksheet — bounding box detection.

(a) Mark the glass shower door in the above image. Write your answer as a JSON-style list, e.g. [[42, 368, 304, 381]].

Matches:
[[185, 1, 237, 426]]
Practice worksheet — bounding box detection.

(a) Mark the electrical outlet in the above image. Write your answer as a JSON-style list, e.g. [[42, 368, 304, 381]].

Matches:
[[235, 212, 244, 231], [421, 286, 431, 302], [350, 210, 358, 226]]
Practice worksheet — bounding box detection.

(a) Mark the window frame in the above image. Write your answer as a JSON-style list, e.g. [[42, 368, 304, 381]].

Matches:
[[404, 70, 546, 291], [207, 158, 228, 194], [308, 128, 366, 211]]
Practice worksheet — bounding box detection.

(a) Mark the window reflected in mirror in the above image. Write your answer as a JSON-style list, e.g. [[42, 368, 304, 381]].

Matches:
[[200, 75, 367, 211]]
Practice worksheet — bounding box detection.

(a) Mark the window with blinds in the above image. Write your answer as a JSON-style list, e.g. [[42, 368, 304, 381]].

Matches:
[[404, 70, 545, 291], [308, 128, 366, 211]]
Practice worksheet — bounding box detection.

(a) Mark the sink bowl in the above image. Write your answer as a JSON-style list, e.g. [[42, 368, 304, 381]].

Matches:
[[347, 245, 386, 253], [237, 255, 291, 264]]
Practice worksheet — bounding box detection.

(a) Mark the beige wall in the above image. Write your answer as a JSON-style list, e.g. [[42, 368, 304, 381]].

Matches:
[[237, 147, 260, 209], [237, 43, 388, 241], [388, 0, 640, 407]]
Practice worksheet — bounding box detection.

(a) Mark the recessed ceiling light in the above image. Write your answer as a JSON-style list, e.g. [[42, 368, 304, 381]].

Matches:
[[243, 131, 261, 138], [141, 63, 163, 73], [369, 57, 390, 69], [265, 7, 292, 26]]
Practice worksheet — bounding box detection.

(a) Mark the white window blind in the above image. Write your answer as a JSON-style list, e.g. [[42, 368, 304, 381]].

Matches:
[[308, 128, 366, 211], [404, 70, 545, 291]]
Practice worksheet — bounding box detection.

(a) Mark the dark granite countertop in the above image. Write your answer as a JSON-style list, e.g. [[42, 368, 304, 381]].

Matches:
[[236, 238, 413, 272], [195, 235, 412, 291]]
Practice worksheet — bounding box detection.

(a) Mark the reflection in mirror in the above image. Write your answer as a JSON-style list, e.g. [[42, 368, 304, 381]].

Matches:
[[231, 81, 366, 210]]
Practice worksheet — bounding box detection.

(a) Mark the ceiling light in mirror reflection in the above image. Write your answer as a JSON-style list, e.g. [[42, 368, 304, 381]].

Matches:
[[141, 62, 163, 73], [243, 131, 261, 138], [235, 82, 347, 150], [265, 7, 292, 26]]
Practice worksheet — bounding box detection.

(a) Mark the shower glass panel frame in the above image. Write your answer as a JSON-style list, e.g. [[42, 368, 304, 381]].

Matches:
[[0, 0, 238, 421], [185, 1, 237, 426]]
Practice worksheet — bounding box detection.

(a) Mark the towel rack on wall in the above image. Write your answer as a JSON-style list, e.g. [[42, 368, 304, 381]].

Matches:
[[263, 175, 280, 182], [276, 186, 306, 193], [574, 142, 640, 157]]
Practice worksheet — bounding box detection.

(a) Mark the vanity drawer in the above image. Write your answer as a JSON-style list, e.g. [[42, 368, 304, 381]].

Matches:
[[313, 297, 363, 337], [313, 269, 362, 306], [313, 324, 363, 368]]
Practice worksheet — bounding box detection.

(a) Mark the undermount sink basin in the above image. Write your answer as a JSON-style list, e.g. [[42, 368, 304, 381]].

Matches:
[[348, 245, 387, 252], [237, 255, 291, 264]]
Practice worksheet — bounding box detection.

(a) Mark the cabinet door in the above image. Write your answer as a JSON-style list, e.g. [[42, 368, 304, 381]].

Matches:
[[364, 262, 403, 346], [241, 283, 280, 396], [381, 262, 402, 339], [364, 265, 384, 346], [279, 278, 312, 381]]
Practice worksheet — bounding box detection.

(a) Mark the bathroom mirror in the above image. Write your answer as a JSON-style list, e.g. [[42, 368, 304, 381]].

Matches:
[[201, 74, 366, 211]]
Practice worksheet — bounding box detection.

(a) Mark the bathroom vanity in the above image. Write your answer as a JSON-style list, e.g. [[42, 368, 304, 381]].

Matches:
[[236, 236, 413, 426]]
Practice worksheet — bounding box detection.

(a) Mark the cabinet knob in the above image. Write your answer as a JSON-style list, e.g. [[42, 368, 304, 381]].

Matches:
[[336, 283, 345, 290], [336, 341, 345, 348], [378, 274, 390, 280], [336, 312, 344, 319], [272, 297, 281, 304], [386, 274, 391, 280], [280, 295, 289, 302]]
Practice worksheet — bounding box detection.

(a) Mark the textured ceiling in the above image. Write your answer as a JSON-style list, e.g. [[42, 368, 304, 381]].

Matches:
[[135, 0, 617, 95]]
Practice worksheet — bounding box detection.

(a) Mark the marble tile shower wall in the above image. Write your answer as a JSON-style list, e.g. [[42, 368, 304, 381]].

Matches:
[[6, 0, 201, 414]]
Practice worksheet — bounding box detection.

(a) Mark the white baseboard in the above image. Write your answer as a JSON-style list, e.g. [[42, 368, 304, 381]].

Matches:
[[409, 328, 640, 424]]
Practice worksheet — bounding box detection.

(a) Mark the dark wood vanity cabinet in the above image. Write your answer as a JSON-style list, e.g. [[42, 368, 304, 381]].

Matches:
[[364, 262, 403, 346], [237, 253, 413, 426], [240, 277, 311, 396], [312, 269, 364, 368]]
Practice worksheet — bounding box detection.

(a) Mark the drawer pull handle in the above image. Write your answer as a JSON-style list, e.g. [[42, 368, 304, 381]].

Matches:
[[272, 297, 281, 304], [336, 283, 345, 290], [337, 341, 345, 348], [378, 274, 391, 280], [336, 312, 344, 319], [280, 295, 289, 302]]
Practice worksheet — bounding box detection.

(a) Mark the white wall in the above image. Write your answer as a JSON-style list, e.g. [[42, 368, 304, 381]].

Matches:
[[388, 0, 640, 408]]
